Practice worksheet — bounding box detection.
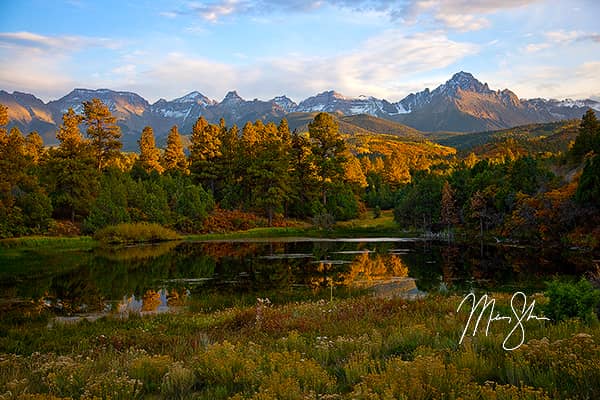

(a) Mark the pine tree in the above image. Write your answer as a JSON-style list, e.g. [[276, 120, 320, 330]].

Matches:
[[219, 124, 240, 205], [162, 125, 188, 174], [189, 116, 222, 193], [45, 109, 99, 222], [289, 131, 319, 217], [57, 108, 86, 153], [82, 98, 122, 170], [278, 118, 291, 142], [571, 109, 600, 161], [571, 108, 600, 160], [441, 181, 459, 241], [241, 121, 260, 149], [239, 121, 261, 205], [138, 126, 164, 174], [308, 112, 346, 206], [250, 123, 292, 225], [24, 131, 44, 164], [0, 103, 8, 143]]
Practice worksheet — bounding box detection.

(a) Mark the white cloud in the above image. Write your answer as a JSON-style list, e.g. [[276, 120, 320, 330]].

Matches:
[[0, 31, 118, 51], [523, 29, 600, 53], [165, 0, 543, 31], [403, 0, 544, 31], [121, 30, 478, 102], [0, 32, 121, 100], [494, 62, 600, 100], [434, 14, 489, 32]]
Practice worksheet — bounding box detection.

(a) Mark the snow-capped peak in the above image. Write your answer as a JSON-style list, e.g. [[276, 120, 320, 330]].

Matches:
[[172, 91, 214, 106], [271, 95, 297, 112], [222, 90, 244, 104], [436, 71, 490, 95]]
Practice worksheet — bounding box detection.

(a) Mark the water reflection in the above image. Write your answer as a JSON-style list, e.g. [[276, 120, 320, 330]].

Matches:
[[0, 239, 593, 319], [116, 288, 188, 315]]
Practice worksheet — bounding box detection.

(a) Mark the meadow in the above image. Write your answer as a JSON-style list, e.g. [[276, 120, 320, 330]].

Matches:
[[1, 291, 598, 399]]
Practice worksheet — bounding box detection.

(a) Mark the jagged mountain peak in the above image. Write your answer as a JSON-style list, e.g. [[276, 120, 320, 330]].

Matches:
[[271, 95, 298, 113], [3, 70, 600, 149], [436, 71, 490, 95], [172, 91, 214, 106], [222, 90, 244, 103]]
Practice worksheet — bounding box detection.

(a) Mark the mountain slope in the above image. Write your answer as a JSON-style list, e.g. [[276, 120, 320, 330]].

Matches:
[[1, 71, 598, 149], [392, 72, 593, 132]]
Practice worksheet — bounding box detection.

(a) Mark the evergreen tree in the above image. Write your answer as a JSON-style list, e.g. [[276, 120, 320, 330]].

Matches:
[[571, 109, 600, 161], [0, 103, 8, 144], [0, 126, 52, 236], [45, 109, 99, 222], [441, 181, 459, 240], [308, 113, 346, 206], [289, 131, 319, 217], [189, 116, 221, 193], [219, 124, 241, 206], [138, 126, 164, 174], [241, 121, 260, 149], [239, 121, 261, 206], [162, 125, 188, 174], [83, 98, 122, 170], [24, 131, 44, 164], [250, 124, 292, 225], [576, 154, 600, 206], [56, 108, 84, 156], [278, 118, 291, 142]]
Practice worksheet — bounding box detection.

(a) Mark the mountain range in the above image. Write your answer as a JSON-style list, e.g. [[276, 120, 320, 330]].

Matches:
[[2, 71, 598, 149]]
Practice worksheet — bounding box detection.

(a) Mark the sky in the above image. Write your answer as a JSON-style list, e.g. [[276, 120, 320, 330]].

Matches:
[[0, 0, 599, 104]]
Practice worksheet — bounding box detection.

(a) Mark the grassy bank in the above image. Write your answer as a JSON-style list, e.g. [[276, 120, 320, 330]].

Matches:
[[187, 209, 413, 241], [1, 293, 598, 399], [0, 236, 97, 253]]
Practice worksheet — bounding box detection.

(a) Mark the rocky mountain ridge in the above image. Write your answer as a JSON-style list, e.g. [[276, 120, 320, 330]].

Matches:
[[1, 71, 598, 146]]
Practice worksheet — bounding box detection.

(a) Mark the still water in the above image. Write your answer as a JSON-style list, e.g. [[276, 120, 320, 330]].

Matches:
[[0, 238, 591, 319]]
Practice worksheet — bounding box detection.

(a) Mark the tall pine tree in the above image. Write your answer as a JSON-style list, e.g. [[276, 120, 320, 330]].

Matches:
[[571, 109, 600, 161], [45, 108, 99, 222], [83, 98, 122, 170], [308, 112, 346, 206], [189, 116, 222, 193], [138, 126, 164, 174], [162, 125, 188, 174]]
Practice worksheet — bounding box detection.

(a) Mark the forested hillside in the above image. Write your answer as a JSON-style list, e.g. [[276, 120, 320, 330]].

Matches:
[[1, 99, 599, 251]]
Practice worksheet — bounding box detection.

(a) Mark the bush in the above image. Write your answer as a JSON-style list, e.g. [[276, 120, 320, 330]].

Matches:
[[544, 278, 600, 322], [93, 222, 180, 244]]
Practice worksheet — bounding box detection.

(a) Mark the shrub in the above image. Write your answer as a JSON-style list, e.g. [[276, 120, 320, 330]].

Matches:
[[128, 355, 172, 394], [160, 363, 196, 400], [93, 222, 180, 244], [544, 278, 600, 322]]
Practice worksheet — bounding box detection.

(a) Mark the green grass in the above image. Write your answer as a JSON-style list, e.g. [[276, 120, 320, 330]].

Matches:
[[0, 293, 598, 399], [93, 222, 181, 244], [0, 236, 97, 253], [187, 210, 411, 241]]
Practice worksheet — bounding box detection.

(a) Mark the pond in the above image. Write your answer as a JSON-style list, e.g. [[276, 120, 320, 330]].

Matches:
[[0, 238, 593, 321]]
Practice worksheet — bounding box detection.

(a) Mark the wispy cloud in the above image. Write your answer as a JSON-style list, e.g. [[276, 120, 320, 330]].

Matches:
[[164, 0, 543, 30], [129, 30, 478, 102], [0, 32, 122, 100], [523, 30, 600, 53], [0, 31, 118, 51], [494, 61, 600, 100], [402, 0, 544, 31]]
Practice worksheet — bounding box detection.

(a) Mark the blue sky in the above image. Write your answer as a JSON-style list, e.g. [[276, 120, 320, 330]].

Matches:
[[0, 0, 599, 103]]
